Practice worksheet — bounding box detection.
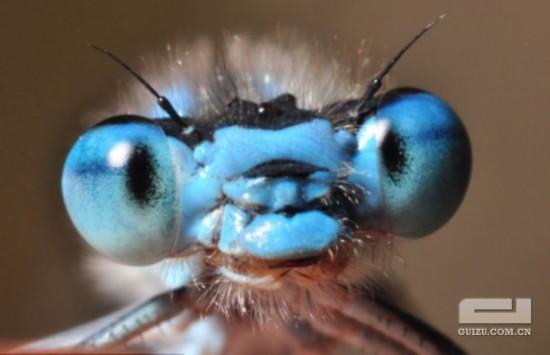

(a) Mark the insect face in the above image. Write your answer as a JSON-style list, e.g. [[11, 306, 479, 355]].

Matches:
[[35, 18, 474, 354], [61, 18, 471, 303], [62, 87, 470, 268]]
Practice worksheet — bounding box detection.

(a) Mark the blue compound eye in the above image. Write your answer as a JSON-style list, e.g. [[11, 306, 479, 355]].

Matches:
[[350, 88, 471, 238], [62, 116, 193, 265]]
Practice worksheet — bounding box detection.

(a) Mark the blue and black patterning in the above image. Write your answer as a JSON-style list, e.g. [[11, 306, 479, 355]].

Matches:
[[32, 17, 471, 355]]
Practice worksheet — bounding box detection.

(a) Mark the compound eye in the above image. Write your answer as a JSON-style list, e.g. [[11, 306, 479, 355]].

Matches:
[[350, 89, 472, 238], [62, 116, 193, 264]]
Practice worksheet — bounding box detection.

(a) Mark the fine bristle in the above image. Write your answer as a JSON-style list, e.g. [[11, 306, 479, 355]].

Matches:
[[88, 33, 374, 124]]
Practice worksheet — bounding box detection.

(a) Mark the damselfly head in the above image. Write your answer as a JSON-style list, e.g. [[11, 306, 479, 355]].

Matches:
[[61, 18, 471, 302]]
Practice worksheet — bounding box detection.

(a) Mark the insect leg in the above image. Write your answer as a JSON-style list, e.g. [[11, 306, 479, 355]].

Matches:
[[77, 286, 192, 350], [308, 312, 411, 355], [313, 297, 465, 355]]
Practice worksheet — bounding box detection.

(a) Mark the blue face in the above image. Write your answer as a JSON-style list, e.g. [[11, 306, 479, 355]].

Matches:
[[62, 89, 471, 266]]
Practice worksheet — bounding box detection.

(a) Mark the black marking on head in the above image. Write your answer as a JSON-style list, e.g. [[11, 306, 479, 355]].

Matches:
[[244, 160, 326, 178], [321, 99, 362, 128], [381, 130, 408, 184], [93, 115, 206, 147], [126, 144, 160, 206], [269, 93, 298, 111], [207, 93, 317, 130], [93, 115, 155, 128], [225, 98, 261, 126], [257, 102, 282, 120]]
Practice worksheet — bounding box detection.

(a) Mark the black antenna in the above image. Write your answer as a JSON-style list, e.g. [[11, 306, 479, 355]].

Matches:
[[89, 45, 188, 128], [357, 15, 446, 118]]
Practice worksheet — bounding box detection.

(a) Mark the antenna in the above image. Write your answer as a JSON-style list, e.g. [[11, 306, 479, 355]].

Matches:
[[357, 15, 446, 119], [89, 45, 188, 128]]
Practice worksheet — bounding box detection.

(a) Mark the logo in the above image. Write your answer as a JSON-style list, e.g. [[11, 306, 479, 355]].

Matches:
[[457, 298, 532, 336], [459, 298, 531, 324]]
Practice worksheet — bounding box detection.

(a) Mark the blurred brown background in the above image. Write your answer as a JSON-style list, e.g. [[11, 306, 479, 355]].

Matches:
[[0, 0, 548, 354]]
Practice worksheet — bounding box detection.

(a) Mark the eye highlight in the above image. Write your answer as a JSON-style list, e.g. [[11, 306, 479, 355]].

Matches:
[[350, 88, 472, 238], [61, 117, 194, 265]]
